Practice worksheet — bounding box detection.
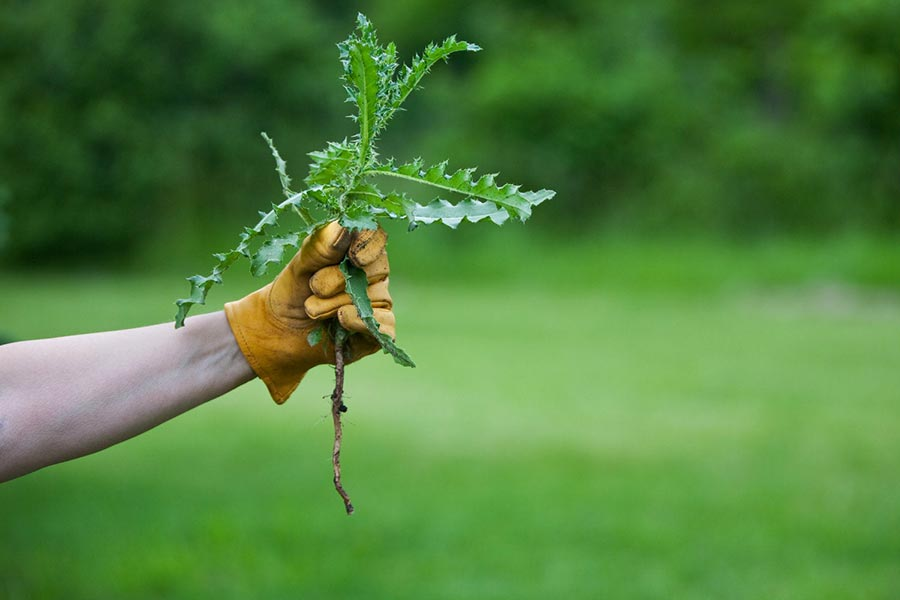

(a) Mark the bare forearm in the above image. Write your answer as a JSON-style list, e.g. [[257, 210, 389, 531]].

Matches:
[[0, 311, 254, 481]]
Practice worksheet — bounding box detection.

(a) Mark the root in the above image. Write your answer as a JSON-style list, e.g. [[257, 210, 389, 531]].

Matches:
[[331, 338, 354, 515]]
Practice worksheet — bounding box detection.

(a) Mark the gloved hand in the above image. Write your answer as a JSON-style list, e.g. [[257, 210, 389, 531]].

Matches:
[[224, 222, 395, 404]]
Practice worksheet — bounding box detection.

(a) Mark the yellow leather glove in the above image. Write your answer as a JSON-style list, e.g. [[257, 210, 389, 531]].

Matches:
[[224, 222, 396, 404]]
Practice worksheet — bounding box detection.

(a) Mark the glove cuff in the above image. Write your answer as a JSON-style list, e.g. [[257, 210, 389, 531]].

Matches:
[[224, 287, 315, 404]]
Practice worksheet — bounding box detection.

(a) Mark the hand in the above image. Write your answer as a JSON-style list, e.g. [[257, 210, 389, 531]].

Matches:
[[224, 222, 395, 403]]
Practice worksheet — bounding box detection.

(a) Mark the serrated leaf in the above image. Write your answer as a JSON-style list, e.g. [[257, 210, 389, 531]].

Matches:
[[174, 274, 222, 327], [364, 190, 409, 219], [347, 184, 511, 228], [250, 232, 302, 277], [339, 258, 415, 367], [261, 134, 316, 225], [407, 198, 511, 228], [256, 210, 279, 229], [261, 132, 294, 198], [365, 161, 556, 221], [339, 204, 379, 230], [305, 139, 355, 188], [346, 46, 377, 152], [338, 14, 387, 165]]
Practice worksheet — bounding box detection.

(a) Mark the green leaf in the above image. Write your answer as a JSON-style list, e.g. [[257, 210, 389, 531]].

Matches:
[[338, 14, 385, 166], [305, 140, 355, 188], [261, 132, 294, 198], [307, 324, 325, 348], [343, 186, 411, 222], [339, 258, 415, 367], [346, 184, 511, 229], [363, 190, 409, 219], [262, 133, 315, 225], [364, 161, 556, 222], [339, 203, 379, 230], [406, 198, 510, 229], [250, 232, 302, 277], [174, 274, 221, 328]]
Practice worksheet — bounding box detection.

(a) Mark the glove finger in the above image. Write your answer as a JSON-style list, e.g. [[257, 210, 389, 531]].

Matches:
[[348, 227, 387, 267], [338, 306, 396, 339], [309, 252, 390, 298], [304, 278, 392, 319], [290, 222, 351, 275], [308, 266, 345, 298], [363, 251, 390, 281]]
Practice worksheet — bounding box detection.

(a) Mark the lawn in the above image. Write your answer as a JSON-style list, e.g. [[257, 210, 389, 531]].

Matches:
[[1, 236, 899, 599]]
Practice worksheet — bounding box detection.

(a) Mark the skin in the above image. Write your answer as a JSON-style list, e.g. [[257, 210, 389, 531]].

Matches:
[[0, 311, 255, 482]]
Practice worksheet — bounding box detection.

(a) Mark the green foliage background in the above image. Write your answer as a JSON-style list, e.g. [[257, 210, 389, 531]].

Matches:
[[2, 3, 900, 598], [1, 0, 898, 263]]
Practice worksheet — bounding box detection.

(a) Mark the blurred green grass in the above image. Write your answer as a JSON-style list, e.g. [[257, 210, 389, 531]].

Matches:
[[2, 237, 900, 599]]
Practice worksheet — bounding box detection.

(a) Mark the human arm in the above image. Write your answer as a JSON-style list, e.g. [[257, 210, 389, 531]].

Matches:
[[0, 223, 394, 482], [0, 312, 253, 482]]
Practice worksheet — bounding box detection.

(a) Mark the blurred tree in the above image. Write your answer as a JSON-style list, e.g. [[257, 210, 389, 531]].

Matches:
[[0, 0, 345, 262], [0, 185, 9, 251], [420, 0, 900, 233], [0, 0, 897, 264]]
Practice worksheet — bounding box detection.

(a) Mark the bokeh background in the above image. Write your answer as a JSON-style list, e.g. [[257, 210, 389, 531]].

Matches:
[[1, 1, 899, 598]]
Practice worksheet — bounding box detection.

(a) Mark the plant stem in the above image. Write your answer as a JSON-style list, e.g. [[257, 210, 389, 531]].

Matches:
[[331, 336, 354, 515]]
